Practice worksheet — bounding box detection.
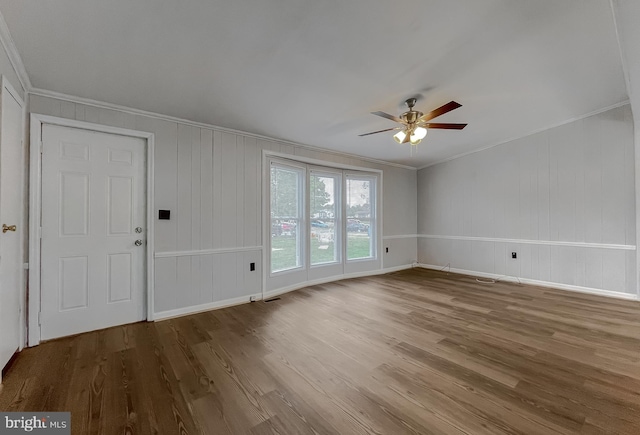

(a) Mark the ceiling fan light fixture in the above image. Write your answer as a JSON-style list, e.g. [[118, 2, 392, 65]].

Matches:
[[393, 130, 407, 144], [411, 126, 427, 141], [359, 100, 465, 150]]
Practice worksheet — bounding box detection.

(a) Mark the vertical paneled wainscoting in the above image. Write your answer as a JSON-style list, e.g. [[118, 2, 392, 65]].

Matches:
[[30, 93, 418, 318], [154, 248, 262, 319], [417, 104, 637, 299], [418, 237, 636, 299]]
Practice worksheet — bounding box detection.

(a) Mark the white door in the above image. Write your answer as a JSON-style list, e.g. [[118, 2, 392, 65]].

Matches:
[[0, 80, 24, 376], [40, 125, 146, 340]]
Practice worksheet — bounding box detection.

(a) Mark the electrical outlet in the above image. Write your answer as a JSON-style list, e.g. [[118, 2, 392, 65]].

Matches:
[[511, 252, 517, 259], [250, 262, 255, 271]]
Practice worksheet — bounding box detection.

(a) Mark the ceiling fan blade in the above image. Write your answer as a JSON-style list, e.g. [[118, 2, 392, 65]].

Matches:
[[418, 101, 462, 123], [371, 111, 404, 124], [358, 127, 399, 137], [423, 123, 467, 130]]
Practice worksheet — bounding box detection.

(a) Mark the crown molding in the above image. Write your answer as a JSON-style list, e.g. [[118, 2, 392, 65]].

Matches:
[[417, 99, 631, 170], [0, 9, 31, 92], [28, 87, 417, 171]]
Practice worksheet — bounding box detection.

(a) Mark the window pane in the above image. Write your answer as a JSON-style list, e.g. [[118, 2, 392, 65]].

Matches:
[[346, 177, 374, 260], [310, 174, 338, 265], [271, 165, 303, 272]]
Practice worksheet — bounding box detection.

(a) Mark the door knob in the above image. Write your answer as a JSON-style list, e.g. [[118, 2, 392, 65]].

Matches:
[[2, 224, 16, 233], [135, 240, 143, 246]]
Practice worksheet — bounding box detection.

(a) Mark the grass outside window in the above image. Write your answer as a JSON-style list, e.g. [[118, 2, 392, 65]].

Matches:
[[271, 234, 372, 272]]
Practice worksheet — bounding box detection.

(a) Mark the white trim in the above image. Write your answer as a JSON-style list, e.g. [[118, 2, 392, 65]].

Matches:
[[155, 246, 262, 258], [146, 129, 156, 322], [0, 10, 30, 92], [383, 234, 418, 240], [417, 100, 631, 170], [344, 172, 380, 263], [612, 0, 640, 300], [416, 263, 638, 301], [28, 114, 156, 346], [262, 150, 385, 174], [0, 76, 26, 351], [261, 151, 268, 299], [263, 264, 414, 300], [417, 234, 635, 251], [268, 158, 307, 278], [154, 293, 263, 321], [27, 117, 41, 347], [29, 88, 417, 171]]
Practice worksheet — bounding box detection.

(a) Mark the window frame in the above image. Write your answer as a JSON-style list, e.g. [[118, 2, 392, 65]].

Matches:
[[308, 167, 343, 268], [269, 160, 306, 276], [266, 154, 380, 279], [344, 173, 378, 262]]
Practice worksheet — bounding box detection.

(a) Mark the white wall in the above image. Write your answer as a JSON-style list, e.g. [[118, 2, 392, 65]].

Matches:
[[417, 104, 636, 296], [29, 94, 417, 317], [0, 47, 23, 101]]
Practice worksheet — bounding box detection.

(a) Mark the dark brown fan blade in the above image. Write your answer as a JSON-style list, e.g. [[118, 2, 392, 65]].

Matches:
[[358, 127, 399, 137], [371, 111, 404, 124], [423, 123, 467, 130], [419, 101, 462, 123]]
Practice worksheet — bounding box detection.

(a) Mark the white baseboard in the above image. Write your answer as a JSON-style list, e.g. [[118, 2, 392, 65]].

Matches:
[[416, 263, 638, 301], [153, 264, 416, 321], [262, 264, 415, 300], [153, 292, 263, 321]]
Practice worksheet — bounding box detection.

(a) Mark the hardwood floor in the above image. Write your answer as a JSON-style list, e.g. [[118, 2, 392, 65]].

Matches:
[[2, 268, 640, 434]]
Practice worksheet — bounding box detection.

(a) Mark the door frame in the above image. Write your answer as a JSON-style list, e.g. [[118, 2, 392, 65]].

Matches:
[[0, 76, 26, 353], [29, 114, 155, 346]]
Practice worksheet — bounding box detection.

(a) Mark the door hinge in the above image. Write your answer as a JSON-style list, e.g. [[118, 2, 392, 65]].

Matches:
[[39, 227, 42, 239], [38, 312, 41, 325]]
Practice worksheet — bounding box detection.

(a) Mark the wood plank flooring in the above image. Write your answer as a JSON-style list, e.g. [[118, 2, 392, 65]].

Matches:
[[2, 268, 640, 434]]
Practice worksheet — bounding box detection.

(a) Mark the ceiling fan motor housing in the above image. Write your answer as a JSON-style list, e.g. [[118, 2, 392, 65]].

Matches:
[[401, 98, 423, 124], [401, 110, 423, 124]]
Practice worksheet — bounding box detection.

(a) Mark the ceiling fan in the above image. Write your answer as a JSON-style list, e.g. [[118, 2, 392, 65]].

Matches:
[[359, 98, 467, 145]]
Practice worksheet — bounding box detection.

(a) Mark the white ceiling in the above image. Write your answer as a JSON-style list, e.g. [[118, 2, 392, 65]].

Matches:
[[0, 0, 629, 167]]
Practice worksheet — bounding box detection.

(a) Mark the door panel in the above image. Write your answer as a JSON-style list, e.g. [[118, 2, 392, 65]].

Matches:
[[108, 253, 132, 302], [59, 256, 89, 310], [40, 125, 146, 340], [60, 172, 90, 236], [108, 176, 133, 234], [0, 82, 24, 376]]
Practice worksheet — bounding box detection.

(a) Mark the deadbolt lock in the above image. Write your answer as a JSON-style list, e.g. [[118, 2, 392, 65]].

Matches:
[[135, 227, 143, 233]]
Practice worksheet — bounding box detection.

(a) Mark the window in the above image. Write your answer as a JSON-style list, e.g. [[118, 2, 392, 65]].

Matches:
[[346, 176, 376, 260], [270, 163, 304, 273], [310, 172, 340, 266], [269, 158, 378, 275]]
